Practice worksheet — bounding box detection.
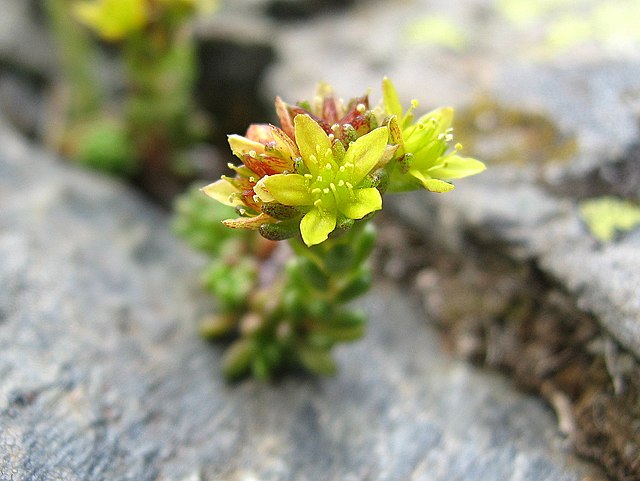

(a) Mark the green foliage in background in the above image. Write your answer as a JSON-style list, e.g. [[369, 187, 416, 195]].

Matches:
[[45, 0, 215, 182]]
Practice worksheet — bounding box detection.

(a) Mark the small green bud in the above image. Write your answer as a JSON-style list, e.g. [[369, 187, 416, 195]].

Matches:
[[259, 219, 300, 241], [251, 352, 272, 380], [334, 216, 355, 233], [331, 138, 346, 163], [397, 152, 414, 174], [352, 223, 376, 266], [307, 298, 332, 320], [283, 290, 306, 319], [222, 339, 255, 380], [199, 314, 237, 339], [336, 268, 372, 303], [297, 345, 337, 376], [367, 168, 390, 194], [299, 259, 329, 290], [330, 309, 367, 328], [260, 203, 302, 220], [324, 244, 355, 273], [315, 322, 365, 341]]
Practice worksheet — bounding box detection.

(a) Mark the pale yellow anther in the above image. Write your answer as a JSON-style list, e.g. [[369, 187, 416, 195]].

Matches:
[[346, 182, 353, 189], [311, 188, 322, 195], [356, 103, 366, 113], [329, 183, 337, 193], [325, 163, 333, 170], [323, 188, 330, 194], [314, 199, 322, 207], [338, 180, 345, 187], [304, 174, 313, 179]]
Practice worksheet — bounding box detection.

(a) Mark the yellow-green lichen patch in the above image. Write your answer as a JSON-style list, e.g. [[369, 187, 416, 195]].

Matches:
[[579, 196, 640, 242], [403, 15, 467, 51], [453, 96, 577, 167]]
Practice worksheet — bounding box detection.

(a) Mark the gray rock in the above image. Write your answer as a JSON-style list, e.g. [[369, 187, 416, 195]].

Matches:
[[0, 0, 54, 74], [0, 120, 601, 480]]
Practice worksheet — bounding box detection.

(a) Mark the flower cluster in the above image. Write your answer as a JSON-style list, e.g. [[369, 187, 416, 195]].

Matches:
[[204, 78, 485, 247]]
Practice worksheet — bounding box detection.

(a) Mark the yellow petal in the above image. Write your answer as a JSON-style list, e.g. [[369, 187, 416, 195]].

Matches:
[[300, 207, 336, 246], [201, 179, 242, 207]]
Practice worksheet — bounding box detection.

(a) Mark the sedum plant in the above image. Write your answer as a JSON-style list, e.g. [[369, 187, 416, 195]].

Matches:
[[175, 78, 485, 380]]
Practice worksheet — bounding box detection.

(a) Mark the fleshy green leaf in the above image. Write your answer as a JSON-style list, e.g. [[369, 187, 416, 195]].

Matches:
[[255, 174, 313, 206], [294, 114, 332, 177], [300, 207, 337, 246], [343, 127, 389, 184], [337, 188, 382, 219], [428, 155, 486, 179]]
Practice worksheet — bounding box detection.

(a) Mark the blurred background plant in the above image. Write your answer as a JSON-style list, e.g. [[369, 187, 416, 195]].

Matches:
[[44, 0, 216, 200]]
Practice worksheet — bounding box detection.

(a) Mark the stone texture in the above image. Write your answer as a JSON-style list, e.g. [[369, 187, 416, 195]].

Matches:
[[0, 119, 602, 480]]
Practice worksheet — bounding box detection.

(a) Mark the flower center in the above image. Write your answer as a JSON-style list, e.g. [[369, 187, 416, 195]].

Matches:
[[304, 156, 355, 212]]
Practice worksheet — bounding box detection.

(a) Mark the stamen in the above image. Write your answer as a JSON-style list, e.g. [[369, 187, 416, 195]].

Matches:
[[356, 103, 366, 113], [338, 180, 345, 187], [339, 165, 346, 172], [329, 183, 337, 193], [314, 199, 322, 207], [311, 188, 322, 195], [345, 182, 353, 190], [323, 188, 330, 194], [325, 163, 333, 170], [304, 174, 313, 179], [249, 176, 256, 183]]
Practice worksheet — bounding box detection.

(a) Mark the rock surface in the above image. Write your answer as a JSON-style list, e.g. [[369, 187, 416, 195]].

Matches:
[[0, 119, 602, 480]]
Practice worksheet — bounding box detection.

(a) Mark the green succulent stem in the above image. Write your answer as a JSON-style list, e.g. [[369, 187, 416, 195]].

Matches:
[[45, 0, 103, 121]]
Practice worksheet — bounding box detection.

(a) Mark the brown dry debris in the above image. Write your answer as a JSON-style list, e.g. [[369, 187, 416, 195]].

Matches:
[[374, 216, 640, 481]]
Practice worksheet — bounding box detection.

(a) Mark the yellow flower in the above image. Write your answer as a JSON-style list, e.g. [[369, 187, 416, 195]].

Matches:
[[382, 77, 486, 193], [254, 115, 388, 246], [74, 0, 148, 41]]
